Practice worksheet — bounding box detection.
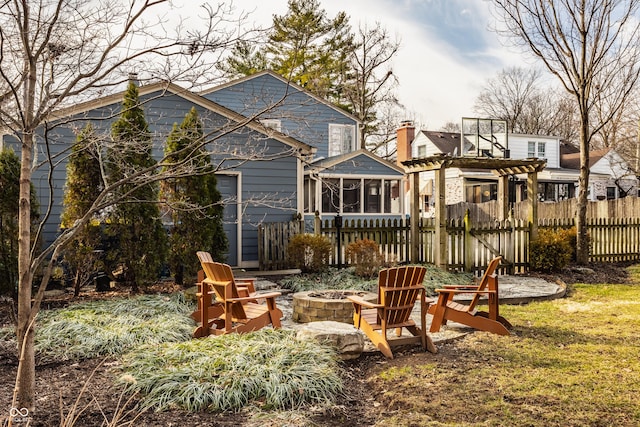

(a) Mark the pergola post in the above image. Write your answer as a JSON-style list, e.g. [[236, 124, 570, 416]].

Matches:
[[497, 174, 510, 220], [410, 171, 421, 263], [527, 171, 539, 240], [434, 166, 447, 268]]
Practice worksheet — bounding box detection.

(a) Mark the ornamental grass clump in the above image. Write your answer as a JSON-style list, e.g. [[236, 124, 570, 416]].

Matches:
[[279, 266, 378, 293], [118, 329, 343, 412], [35, 294, 194, 362]]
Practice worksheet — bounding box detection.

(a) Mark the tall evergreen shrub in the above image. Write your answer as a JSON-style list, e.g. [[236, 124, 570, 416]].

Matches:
[[106, 82, 167, 290], [161, 107, 227, 285], [60, 124, 104, 295]]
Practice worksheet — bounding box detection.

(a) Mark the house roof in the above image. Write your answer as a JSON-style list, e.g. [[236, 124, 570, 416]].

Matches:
[[46, 80, 315, 155], [561, 148, 610, 169], [307, 149, 405, 175], [419, 130, 474, 155], [201, 70, 362, 124]]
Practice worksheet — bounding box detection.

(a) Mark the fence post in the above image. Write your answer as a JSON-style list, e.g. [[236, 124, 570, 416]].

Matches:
[[314, 211, 321, 235], [464, 209, 473, 272]]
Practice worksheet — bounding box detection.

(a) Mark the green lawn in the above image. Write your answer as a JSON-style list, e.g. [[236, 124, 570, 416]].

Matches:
[[368, 267, 640, 426]]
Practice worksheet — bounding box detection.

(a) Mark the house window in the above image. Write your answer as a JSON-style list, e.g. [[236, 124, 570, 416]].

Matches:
[[537, 142, 546, 159], [342, 179, 361, 213], [260, 119, 282, 132], [328, 124, 355, 157], [321, 178, 340, 213], [465, 183, 497, 203], [304, 177, 316, 213], [416, 145, 427, 158], [320, 178, 400, 214], [384, 179, 401, 213], [528, 141, 546, 159], [364, 179, 381, 213], [528, 142, 536, 158], [606, 186, 617, 199]]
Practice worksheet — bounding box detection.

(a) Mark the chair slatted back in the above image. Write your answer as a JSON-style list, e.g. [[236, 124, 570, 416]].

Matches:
[[198, 255, 247, 320], [468, 257, 501, 311], [378, 266, 427, 326]]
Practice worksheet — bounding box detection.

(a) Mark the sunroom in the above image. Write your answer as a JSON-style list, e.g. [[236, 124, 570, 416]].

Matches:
[[303, 150, 406, 219]]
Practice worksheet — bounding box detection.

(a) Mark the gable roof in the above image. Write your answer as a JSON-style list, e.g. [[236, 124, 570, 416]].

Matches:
[[561, 148, 610, 169], [201, 70, 362, 124], [418, 130, 474, 155], [307, 149, 405, 175], [46, 81, 315, 155]]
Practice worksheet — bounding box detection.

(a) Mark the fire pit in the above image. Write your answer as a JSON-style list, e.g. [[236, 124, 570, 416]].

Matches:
[[292, 290, 378, 324]]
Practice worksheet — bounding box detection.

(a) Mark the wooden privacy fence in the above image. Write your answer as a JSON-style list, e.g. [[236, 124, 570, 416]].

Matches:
[[541, 217, 640, 263], [448, 196, 640, 221], [258, 215, 640, 272]]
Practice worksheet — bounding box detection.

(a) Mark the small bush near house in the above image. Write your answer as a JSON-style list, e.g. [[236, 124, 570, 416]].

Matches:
[[529, 228, 574, 272], [287, 233, 331, 273], [345, 239, 385, 278]]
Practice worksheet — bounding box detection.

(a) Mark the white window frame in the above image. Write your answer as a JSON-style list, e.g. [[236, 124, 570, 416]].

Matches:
[[528, 141, 546, 159], [328, 124, 356, 157]]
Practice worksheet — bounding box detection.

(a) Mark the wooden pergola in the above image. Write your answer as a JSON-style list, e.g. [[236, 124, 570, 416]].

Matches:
[[402, 155, 547, 267]]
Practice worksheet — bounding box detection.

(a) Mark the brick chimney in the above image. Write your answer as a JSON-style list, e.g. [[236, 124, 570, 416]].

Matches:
[[396, 120, 415, 167]]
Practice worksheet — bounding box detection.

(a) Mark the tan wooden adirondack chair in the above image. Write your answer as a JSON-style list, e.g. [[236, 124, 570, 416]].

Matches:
[[347, 266, 437, 359], [427, 256, 512, 336], [193, 256, 282, 337]]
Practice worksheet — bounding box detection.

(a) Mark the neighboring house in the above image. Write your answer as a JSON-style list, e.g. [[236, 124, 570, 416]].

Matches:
[[2, 71, 405, 268], [562, 148, 638, 200], [399, 122, 637, 215]]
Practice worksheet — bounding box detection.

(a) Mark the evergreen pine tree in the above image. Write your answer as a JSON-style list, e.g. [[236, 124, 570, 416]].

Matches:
[[60, 124, 104, 295], [161, 107, 227, 285], [106, 82, 167, 290], [220, 0, 353, 104]]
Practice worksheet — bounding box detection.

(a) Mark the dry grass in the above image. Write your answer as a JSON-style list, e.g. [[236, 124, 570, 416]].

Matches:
[[364, 266, 640, 426]]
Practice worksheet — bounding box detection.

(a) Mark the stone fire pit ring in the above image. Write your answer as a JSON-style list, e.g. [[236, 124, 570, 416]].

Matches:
[[292, 289, 378, 324]]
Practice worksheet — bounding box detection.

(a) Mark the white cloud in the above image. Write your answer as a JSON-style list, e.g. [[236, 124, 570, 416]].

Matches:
[[219, 0, 529, 129]]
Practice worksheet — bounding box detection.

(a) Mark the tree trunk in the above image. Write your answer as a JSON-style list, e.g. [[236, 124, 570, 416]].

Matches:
[[16, 131, 35, 411], [576, 112, 590, 265]]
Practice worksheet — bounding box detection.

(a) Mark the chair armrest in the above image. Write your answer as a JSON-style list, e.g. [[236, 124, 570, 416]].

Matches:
[[346, 295, 383, 309], [441, 284, 478, 289], [435, 289, 497, 295], [227, 291, 281, 303]]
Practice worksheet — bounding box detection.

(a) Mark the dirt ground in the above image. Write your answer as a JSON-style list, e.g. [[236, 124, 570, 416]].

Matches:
[[0, 262, 632, 426]]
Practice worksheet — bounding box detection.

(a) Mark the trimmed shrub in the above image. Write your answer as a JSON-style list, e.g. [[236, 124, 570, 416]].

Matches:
[[345, 239, 385, 278], [287, 234, 331, 273], [529, 228, 574, 272]]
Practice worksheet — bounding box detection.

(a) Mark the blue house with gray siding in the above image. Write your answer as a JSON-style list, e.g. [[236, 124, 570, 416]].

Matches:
[[2, 81, 314, 268], [202, 71, 406, 227], [3, 72, 405, 268]]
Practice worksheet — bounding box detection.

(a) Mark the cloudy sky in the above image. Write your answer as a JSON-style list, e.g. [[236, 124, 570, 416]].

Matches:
[[188, 0, 535, 130]]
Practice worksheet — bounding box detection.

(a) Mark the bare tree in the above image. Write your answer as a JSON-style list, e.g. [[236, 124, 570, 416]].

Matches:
[[439, 122, 461, 133], [474, 66, 578, 142], [492, 0, 640, 263], [341, 22, 401, 149], [474, 66, 542, 132], [0, 0, 254, 413]]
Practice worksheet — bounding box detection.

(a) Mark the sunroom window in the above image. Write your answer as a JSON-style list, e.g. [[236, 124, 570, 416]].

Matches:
[[318, 178, 401, 214]]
